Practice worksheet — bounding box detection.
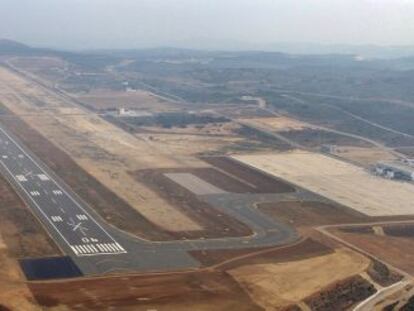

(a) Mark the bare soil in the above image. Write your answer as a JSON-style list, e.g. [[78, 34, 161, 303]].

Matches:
[[282, 129, 372, 148], [0, 175, 59, 258], [330, 227, 414, 276], [133, 168, 252, 239], [258, 201, 367, 228], [191, 238, 333, 268], [304, 275, 376, 311], [29, 271, 262, 311], [203, 157, 296, 193]]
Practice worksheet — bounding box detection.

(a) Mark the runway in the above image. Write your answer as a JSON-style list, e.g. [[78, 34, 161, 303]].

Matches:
[[0, 126, 126, 257]]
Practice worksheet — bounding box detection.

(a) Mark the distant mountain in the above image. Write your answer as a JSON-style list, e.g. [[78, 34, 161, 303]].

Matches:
[[0, 39, 35, 54]]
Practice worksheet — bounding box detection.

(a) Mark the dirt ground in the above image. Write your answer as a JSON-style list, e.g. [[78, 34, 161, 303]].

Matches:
[[76, 89, 174, 112], [258, 201, 367, 229], [234, 150, 414, 216], [228, 248, 370, 310], [191, 238, 332, 268], [133, 169, 252, 239], [331, 146, 398, 167], [0, 245, 41, 311], [239, 116, 317, 132], [0, 66, 204, 232], [282, 129, 371, 148], [203, 157, 295, 193], [331, 227, 414, 276], [29, 271, 262, 311], [0, 175, 60, 258]]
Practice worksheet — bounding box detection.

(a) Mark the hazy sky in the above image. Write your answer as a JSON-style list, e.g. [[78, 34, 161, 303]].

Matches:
[[1, 0, 414, 49]]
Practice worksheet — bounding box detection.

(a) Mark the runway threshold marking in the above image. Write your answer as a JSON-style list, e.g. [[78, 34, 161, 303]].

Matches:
[[0, 127, 127, 257]]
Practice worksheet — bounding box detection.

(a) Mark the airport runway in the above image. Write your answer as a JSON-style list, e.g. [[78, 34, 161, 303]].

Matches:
[[0, 126, 126, 257], [0, 122, 303, 276]]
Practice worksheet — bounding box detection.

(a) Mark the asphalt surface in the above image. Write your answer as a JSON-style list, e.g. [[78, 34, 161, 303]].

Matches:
[[0, 126, 126, 257], [0, 123, 303, 276]]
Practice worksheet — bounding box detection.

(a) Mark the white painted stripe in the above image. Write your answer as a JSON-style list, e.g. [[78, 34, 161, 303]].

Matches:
[[71, 246, 79, 255], [116, 243, 126, 251], [96, 244, 104, 252], [110, 243, 120, 251], [75, 246, 84, 254], [79, 245, 89, 253], [89, 245, 98, 253], [106, 243, 117, 252], [85, 245, 95, 253], [100, 244, 110, 252]]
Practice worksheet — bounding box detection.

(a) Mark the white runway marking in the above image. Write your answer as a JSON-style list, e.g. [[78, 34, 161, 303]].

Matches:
[[15, 174, 27, 182], [37, 174, 50, 181], [0, 126, 127, 257]]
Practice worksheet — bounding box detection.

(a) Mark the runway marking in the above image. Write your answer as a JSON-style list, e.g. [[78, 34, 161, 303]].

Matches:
[[71, 246, 79, 255], [37, 174, 50, 181], [51, 216, 63, 222], [76, 214, 88, 221], [15, 174, 27, 182], [116, 243, 125, 251], [30, 191, 41, 197], [18, 154, 24, 159], [0, 126, 127, 257]]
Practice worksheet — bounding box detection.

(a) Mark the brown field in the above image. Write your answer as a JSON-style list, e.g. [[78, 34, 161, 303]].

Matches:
[[282, 129, 371, 148], [331, 226, 414, 275], [304, 275, 376, 311], [190, 167, 265, 193], [239, 116, 317, 132], [190, 238, 332, 268], [258, 201, 367, 229], [133, 169, 252, 239], [30, 271, 261, 311], [395, 147, 414, 157], [234, 151, 414, 216], [0, 175, 59, 258], [228, 248, 370, 310], [331, 146, 398, 167], [0, 66, 204, 232], [0, 245, 41, 311], [203, 157, 296, 193], [76, 89, 174, 112]]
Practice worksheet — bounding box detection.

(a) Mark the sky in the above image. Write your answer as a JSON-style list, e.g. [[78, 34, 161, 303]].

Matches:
[[1, 0, 414, 50]]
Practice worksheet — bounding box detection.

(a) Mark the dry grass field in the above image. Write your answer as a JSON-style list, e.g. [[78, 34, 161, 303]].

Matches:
[[0, 66, 203, 232], [239, 116, 317, 132], [234, 150, 414, 216], [77, 89, 174, 112], [229, 248, 370, 310], [331, 146, 398, 167]]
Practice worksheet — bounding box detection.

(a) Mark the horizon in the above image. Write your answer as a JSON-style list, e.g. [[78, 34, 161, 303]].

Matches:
[[1, 0, 414, 51]]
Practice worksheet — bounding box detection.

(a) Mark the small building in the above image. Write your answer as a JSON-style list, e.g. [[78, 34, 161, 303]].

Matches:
[[375, 161, 414, 181]]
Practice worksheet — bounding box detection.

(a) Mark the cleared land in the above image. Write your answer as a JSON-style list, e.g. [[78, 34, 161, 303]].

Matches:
[[258, 201, 367, 229], [234, 151, 414, 216], [331, 146, 398, 167], [229, 248, 370, 310], [133, 169, 252, 239], [76, 89, 173, 112], [239, 116, 317, 132], [164, 173, 226, 195], [0, 66, 203, 232], [30, 271, 261, 311], [332, 225, 414, 276], [203, 157, 296, 193]]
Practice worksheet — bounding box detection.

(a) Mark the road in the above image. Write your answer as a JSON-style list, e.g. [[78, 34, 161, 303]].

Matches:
[[0, 126, 126, 257]]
